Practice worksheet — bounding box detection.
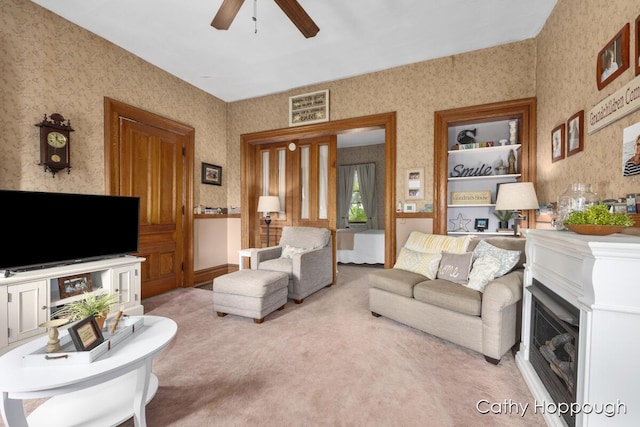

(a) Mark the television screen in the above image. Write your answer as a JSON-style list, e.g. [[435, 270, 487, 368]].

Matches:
[[0, 190, 140, 272]]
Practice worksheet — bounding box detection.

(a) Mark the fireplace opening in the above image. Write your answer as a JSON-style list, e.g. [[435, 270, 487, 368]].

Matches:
[[529, 279, 580, 427]]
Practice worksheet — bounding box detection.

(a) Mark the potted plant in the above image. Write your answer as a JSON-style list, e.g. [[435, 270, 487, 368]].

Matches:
[[563, 203, 634, 235], [493, 210, 513, 229], [52, 291, 117, 330]]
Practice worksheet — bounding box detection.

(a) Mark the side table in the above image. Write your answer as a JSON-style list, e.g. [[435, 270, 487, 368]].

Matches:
[[238, 248, 257, 270]]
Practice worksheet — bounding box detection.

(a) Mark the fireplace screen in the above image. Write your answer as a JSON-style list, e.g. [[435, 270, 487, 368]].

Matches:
[[529, 279, 579, 427]]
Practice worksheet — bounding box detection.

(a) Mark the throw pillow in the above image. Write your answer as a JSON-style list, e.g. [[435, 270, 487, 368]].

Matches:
[[472, 240, 521, 277], [436, 252, 473, 285], [466, 256, 501, 292], [280, 245, 308, 259], [393, 248, 443, 279], [403, 232, 474, 254]]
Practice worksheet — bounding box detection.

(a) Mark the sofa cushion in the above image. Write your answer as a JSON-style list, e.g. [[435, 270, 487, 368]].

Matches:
[[403, 232, 474, 254], [466, 255, 501, 292], [414, 279, 482, 316], [471, 240, 521, 277], [436, 252, 473, 285], [368, 269, 425, 298], [393, 248, 442, 279]]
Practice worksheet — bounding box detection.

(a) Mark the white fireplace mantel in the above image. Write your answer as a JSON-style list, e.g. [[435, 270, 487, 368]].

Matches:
[[516, 229, 640, 427]]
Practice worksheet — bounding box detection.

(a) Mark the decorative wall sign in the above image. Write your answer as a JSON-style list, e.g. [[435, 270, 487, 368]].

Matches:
[[566, 110, 584, 157], [450, 191, 491, 205], [588, 74, 640, 134], [448, 163, 493, 178], [405, 167, 424, 200], [596, 23, 629, 91], [289, 89, 329, 127], [201, 162, 222, 185], [551, 123, 565, 163]]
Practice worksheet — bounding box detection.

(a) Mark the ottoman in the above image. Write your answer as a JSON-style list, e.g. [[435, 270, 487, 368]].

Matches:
[[213, 269, 289, 324]]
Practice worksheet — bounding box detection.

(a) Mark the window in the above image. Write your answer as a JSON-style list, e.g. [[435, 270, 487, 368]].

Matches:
[[348, 171, 367, 222]]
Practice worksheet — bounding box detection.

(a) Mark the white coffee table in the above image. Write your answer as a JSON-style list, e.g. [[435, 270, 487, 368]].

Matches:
[[0, 315, 177, 427]]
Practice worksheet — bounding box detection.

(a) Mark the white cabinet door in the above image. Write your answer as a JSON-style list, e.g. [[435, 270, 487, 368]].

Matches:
[[110, 265, 139, 312], [7, 280, 47, 344]]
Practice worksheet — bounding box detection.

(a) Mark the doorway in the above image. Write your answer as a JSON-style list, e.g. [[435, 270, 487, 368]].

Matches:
[[240, 112, 397, 269], [104, 98, 195, 298]]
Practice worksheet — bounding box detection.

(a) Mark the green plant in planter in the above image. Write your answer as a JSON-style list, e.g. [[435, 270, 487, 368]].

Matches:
[[493, 210, 514, 222], [52, 291, 117, 322], [563, 203, 634, 226]]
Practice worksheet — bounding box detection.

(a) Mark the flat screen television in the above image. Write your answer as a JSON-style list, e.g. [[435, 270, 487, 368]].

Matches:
[[1, 190, 140, 274]]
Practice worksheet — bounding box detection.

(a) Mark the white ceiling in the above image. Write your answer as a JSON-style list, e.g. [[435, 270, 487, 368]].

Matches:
[[30, 0, 557, 103]]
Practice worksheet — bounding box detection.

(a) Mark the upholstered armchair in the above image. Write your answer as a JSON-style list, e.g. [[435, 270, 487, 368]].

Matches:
[[251, 226, 333, 303]]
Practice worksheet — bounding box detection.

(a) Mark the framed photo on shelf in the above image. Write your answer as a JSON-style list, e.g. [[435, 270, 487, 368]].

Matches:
[[68, 316, 104, 351], [566, 110, 584, 157], [596, 23, 630, 90], [403, 203, 417, 213], [405, 167, 424, 200], [474, 218, 489, 232], [201, 162, 222, 186], [58, 273, 93, 299], [551, 124, 565, 163]]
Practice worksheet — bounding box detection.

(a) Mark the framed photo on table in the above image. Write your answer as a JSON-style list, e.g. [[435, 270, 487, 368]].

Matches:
[[596, 23, 630, 90], [551, 124, 565, 163], [566, 110, 584, 157], [405, 167, 424, 200], [68, 316, 104, 351]]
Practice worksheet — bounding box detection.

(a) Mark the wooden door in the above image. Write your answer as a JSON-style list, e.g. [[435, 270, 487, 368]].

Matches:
[[105, 98, 195, 299]]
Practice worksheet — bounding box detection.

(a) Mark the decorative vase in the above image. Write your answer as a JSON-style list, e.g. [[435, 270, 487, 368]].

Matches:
[[554, 183, 598, 230]]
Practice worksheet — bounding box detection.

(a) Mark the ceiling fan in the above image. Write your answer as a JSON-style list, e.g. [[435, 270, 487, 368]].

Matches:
[[211, 0, 319, 38]]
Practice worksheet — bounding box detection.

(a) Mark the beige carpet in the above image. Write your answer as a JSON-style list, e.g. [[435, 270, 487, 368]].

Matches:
[[7, 265, 545, 426]]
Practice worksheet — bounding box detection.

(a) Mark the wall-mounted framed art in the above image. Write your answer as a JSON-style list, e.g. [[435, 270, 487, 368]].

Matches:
[[566, 110, 584, 157], [551, 124, 565, 163], [405, 167, 424, 200], [597, 23, 630, 90], [201, 162, 222, 186], [635, 14, 640, 76], [289, 89, 329, 127]]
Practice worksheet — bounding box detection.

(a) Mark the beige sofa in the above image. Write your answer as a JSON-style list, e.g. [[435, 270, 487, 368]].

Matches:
[[369, 233, 525, 364]]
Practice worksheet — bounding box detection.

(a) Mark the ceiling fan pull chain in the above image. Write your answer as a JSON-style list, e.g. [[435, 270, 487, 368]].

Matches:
[[253, 0, 258, 34]]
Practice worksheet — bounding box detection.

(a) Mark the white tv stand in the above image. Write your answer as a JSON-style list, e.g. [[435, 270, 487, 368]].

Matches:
[[0, 256, 144, 355]]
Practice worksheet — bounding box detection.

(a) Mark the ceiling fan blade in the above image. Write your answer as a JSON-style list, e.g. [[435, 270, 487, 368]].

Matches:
[[211, 0, 246, 30], [273, 0, 319, 38]]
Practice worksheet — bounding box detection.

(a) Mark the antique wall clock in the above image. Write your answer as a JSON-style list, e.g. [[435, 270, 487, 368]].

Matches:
[[35, 113, 74, 177]]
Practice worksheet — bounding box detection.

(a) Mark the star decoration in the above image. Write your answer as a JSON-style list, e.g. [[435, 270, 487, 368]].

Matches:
[[449, 213, 471, 232]]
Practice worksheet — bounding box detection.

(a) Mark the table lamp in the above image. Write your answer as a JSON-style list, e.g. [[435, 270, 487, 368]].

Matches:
[[257, 196, 281, 246], [494, 182, 539, 236]]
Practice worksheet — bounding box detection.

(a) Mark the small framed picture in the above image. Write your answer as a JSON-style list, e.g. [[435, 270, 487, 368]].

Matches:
[[597, 23, 630, 90], [403, 202, 417, 213], [551, 124, 565, 163], [58, 273, 93, 299], [474, 218, 489, 232], [636, 14, 640, 76], [566, 110, 584, 157], [405, 167, 424, 200], [201, 162, 222, 186], [68, 316, 104, 351]]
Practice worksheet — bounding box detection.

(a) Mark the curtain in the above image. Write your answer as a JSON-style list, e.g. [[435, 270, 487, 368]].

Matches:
[[355, 163, 377, 229], [337, 165, 355, 229]]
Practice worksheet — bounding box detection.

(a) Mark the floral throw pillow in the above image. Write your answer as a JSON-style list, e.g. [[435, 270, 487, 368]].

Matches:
[[472, 240, 521, 277], [393, 247, 443, 279], [436, 252, 474, 285], [466, 256, 501, 292]]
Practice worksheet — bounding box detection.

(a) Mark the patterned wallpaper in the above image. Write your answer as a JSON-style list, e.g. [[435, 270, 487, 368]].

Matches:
[[1, 0, 227, 207], [535, 0, 640, 204]]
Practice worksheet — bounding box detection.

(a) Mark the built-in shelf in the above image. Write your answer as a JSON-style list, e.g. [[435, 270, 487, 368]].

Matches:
[[448, 144, 521, 155], [448, 174, 521, 182]]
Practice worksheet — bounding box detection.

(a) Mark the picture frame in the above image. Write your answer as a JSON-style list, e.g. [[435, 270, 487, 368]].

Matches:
[[201, 162, 222, 186], [405, 167, 424, 200], [289, 89, 329, 127], [58, 273, 93, 299], [566, 110, 584, 157], [474, 218, 489, 232], [68, 316, 104, 351], [636, 14, 640, 76], [551, 124, 565, 163], [596, 23, 630, 90], [403, 203, 417, 213]]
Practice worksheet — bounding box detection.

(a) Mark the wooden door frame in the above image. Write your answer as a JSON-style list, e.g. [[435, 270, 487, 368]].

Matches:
[[433, 98, 537, 235], [104, 97, 195, 287], [240, 112, 397, 268]]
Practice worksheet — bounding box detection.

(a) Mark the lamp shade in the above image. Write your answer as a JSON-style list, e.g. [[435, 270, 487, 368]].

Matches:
[[257, 196, 281, 213], [495, 182, 539, 211]]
